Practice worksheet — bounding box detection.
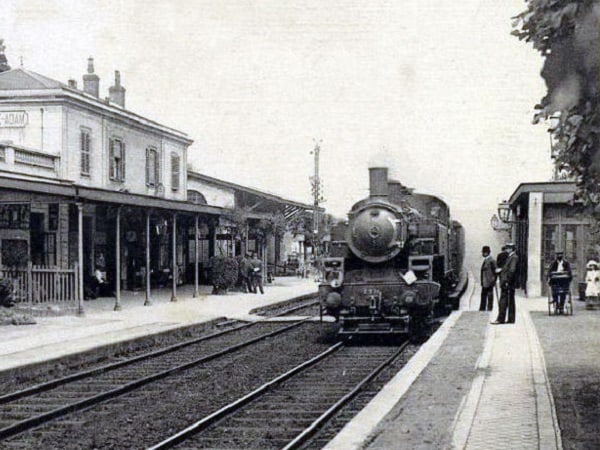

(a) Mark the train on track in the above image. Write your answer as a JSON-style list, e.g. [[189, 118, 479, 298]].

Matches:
[[319, 167, 466, 337]]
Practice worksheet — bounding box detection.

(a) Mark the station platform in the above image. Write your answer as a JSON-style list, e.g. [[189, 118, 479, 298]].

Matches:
[[0, 277, 317, 373], [325, 275, 566, 450]]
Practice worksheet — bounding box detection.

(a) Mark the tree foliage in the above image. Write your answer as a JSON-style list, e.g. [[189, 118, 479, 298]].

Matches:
[[513, 1, 600, 207], [287, 212, 336, 246], [209, 256, 239, 294]]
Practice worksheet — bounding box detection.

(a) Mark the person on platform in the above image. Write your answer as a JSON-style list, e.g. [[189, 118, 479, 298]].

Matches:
[[479, 246, 496, 311], [239, 254, 254, 293], [496, 245, 509, 271], [250, 252, 264, 294], [585, 260, 600, 310], [491, 243, 518, 324], [548, 251, 572, 314]]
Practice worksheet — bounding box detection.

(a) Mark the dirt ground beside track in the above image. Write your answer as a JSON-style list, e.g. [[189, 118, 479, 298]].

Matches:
[[362, 312, 489, 450], [532, 301, 600, 450]]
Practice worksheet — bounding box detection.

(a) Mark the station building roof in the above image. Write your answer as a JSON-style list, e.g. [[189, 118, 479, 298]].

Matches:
[[508, 181, 577, 206], [0, 68, 192, 145], [188, 171, 318, 212]]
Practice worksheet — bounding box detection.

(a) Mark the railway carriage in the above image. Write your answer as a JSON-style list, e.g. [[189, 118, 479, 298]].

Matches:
[[319, 167, 465, 337]]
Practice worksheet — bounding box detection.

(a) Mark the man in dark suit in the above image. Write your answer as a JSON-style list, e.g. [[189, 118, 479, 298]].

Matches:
[[496, 245, 509, 270], [548, 251, 572, 314], [492, 243, 518, 324], [479, 246, 496, 311]]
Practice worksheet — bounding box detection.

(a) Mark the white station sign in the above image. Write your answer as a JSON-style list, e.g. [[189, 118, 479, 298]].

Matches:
[[0, 111, 28, 128]]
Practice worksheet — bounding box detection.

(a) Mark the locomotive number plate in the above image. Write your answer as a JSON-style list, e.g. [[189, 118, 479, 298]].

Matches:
[[362, 288, 381, 296]]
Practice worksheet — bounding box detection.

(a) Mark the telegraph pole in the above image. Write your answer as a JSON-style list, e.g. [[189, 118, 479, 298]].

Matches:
[[310, 140, 322, 258]]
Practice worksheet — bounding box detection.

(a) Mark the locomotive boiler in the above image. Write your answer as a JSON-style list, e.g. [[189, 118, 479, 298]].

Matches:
[[319, 167, 465, 337]]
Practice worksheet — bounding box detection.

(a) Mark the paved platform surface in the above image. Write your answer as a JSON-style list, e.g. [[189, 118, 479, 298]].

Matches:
[[0, 277, 317, 373], [326, 276, 563, 450]]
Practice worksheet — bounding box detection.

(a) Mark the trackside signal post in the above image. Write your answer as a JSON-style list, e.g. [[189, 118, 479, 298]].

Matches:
[[310, 140, 322, 258]]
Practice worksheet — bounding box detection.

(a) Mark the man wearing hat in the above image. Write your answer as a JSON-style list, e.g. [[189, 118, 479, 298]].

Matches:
[[479, 245, 497, 311], [492, 243, 518, 324], [548, 251, 572, 314]]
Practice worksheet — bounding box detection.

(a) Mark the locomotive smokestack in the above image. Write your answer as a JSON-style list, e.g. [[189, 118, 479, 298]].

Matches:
[[369, 167, 389, 198]]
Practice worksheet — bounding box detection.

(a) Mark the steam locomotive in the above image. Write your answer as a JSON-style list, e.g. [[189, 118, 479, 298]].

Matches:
[[319, 167, 465, 337]]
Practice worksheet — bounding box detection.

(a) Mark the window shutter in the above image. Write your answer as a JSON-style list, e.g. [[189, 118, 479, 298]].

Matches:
[[109, 139, 115, 180], [86, 133, 91, 173], [121, 142, 126, 181], [80, 132, 85, 173], [171, 154, 180, 191], [145, 148, 150, 186], [155, 150, 160, 186]]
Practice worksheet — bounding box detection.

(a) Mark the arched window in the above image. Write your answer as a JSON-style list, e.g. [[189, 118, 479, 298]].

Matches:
[[187, 190, 207, 205]]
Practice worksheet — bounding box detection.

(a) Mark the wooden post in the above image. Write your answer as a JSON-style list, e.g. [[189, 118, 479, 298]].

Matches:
[[193, 214, 199, 298], [76, 202, 85, 316], [27, 261, 33, 315], [114, 206, 122, 311], [171, 213, 177, 302], [144, 210, 152, 305]]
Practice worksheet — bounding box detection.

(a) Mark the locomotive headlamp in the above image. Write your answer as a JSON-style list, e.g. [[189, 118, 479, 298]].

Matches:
[[403, 292, 416, 304], [326, 292, 342, 309]]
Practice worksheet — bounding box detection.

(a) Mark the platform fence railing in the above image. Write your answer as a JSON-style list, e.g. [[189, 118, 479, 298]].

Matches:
[[0, 263, 78, 306]]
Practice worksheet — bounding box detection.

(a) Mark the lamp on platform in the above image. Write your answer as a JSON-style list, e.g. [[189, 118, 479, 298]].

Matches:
[[497, 201, 514, 224]]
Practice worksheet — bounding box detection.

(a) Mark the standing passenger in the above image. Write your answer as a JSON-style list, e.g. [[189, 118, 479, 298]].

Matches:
[[496, 245, 509, 270], [250, 252, 264, 294], [479, 246, 496, 311], [492, 243, 518, 324], [239, 254, 253, 293], [585, 260, 600, 310]]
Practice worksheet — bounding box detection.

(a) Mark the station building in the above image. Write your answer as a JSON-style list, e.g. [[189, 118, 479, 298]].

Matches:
[[500, 181, 594, 298], [0, 57, 313, 311]]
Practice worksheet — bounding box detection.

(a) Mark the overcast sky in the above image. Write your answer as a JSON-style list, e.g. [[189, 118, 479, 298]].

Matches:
[[3, 0, 552, 271]]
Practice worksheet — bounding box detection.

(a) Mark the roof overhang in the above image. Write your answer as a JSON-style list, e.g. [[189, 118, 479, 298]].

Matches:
[[508, 181, 577, 206], [0, 176, 225, 215]]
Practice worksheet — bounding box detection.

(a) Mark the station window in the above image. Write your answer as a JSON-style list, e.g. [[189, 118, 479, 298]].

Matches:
[[171, 153, 180, 191], [109, 138, 126, 182], [146, 147, 159, 187], [80, 129, 91, 176]]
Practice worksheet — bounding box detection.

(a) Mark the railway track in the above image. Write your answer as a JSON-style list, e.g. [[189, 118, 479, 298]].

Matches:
[[0, 301, 318, 443], [149, 341, 409, 450]]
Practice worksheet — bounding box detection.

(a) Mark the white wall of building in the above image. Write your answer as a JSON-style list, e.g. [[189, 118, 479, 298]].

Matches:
[[0, 105, 63, 179], [527, 192, 543, 297], [64, 104, 188, 200], [187, 177, 235, 208]]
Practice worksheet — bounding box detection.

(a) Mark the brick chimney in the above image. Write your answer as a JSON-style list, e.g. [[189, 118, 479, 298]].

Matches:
[[83, 57, 99, 97], [0, 39, 11, 73], [108, 70, 125, 107]]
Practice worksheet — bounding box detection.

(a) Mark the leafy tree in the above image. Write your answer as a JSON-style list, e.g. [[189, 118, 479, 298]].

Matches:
[[512, 1, 600, 207], [287, 211, 336, 249]]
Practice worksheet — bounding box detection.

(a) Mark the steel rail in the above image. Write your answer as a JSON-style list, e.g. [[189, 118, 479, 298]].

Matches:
[[271, 299, 320, 316], [147, 342, 345, 450], [0, 318, 311, 441], [0, 297, 316, 405], [282, 340, 410, 450]]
